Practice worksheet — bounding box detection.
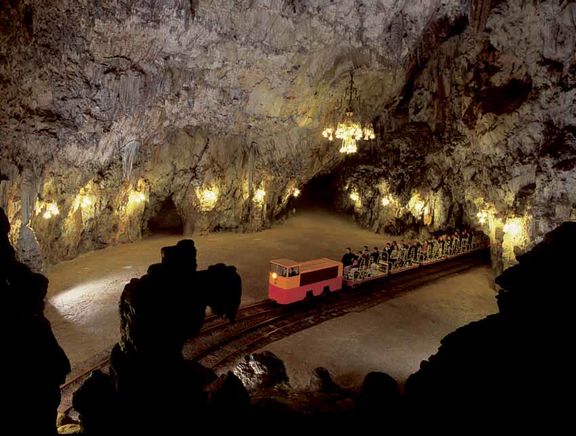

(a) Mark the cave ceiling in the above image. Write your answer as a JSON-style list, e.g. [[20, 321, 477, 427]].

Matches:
[[0, 0, 466, 168]]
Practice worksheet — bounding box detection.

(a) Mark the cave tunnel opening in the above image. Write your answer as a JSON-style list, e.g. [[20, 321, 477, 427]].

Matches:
[[147, 197, 184, 235], [295, 172, 342, 212]]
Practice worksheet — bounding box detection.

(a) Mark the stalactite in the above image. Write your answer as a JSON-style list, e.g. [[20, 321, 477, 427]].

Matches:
[[121, 140, 141, 182]]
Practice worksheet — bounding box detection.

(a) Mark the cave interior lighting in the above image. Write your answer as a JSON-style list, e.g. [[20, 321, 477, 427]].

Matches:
[[503, 218, 523, 238], [196, 186, 219, 211], [253, 188, 266, 205], [38, 201, 60, 220]]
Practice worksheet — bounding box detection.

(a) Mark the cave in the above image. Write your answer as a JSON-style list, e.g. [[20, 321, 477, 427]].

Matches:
[[1, 0, 575, 432], [296, 172, 341, 212], [147, 197, 184, 235]]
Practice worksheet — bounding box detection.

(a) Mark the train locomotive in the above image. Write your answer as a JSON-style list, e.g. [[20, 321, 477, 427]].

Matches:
[[268, 232, 489, 304]]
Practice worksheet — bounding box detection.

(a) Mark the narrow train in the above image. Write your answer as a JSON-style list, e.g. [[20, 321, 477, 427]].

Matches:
[[268, 233, 489, 304]]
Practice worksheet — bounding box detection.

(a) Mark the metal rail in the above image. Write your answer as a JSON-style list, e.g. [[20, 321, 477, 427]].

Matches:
[[59, 249, 489, 413]]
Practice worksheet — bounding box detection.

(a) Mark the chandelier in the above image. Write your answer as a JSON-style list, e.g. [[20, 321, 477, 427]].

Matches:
[[322, 70, 375, 154]]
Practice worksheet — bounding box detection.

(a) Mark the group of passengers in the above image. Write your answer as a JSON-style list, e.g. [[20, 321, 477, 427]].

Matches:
[[341, 229, 483, 278]]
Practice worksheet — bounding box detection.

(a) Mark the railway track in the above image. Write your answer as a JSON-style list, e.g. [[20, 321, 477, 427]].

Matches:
[[59, 249, 489, 413], [185, 250, 489, 370]]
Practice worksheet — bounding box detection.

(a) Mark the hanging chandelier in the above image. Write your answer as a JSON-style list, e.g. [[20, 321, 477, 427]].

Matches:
[[322, 70, 375, 154]]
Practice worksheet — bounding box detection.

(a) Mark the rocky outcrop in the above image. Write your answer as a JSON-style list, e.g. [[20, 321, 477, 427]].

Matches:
[[233, 351, 290, 392], [339, 0, 576, 274], [0, 0, 469, 266], [73, 239, 241, 433], [404, 221, 575, 430], [1, 207, 70, 435]]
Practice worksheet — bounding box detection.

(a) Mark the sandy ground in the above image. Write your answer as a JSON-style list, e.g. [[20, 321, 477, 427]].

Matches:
[[260, 265, 497, 389], [44, 209, 497, 382]]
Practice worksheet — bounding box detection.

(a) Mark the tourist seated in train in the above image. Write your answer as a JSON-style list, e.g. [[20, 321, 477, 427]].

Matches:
[[341, 247, 356, 267], [370, 247, 380, 264], [362, 246, 370, 262], [389, 245, 399, 269], [287, 266, 299, 277]]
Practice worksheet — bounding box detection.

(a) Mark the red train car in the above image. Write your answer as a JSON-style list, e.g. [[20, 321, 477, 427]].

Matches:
[[268, 258, 343, 304]]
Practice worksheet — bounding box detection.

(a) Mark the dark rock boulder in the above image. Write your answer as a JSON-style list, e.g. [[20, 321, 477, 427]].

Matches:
[[308, 367, 343, 394], [1, 207, 70, 435], [356, 371, 401, 416], [233, 351, 289, 391], [72, 370, 119, 435], [75, 238, 242, 432], [405, 221, 576, 430], [207, 371, 251, 417]]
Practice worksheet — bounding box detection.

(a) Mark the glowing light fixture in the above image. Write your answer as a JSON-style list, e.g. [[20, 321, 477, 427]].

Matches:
[[477, 210, 489, 225], [322, 70, 375, 154], [293, 188, 301, 198], [254, 188, 266, 205], [381, 196, 391, 206], [272, 272, 278, 280], [196, 187, 219, 211], [42, 202, 60, 220], [81, 196, 93, 208], [503, 218, 522, 237], [127, 191, 146, 214], [349, 192, 360, 202], [130, 191, 146, 203]]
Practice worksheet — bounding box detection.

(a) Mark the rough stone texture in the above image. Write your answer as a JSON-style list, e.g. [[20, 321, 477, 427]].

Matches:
[[404, 221, 575, 430], [0, 1, 574, 275], [233, 350, 290, 391], [339, 1, 576, 274], [1, 207, 71, 435], [0, 0, 467, 265]]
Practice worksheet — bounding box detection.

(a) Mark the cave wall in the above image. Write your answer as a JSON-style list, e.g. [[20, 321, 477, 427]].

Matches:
[[342, 0, 576, 274], [0, 0, 468, 266], [0, 0, 574, 273]]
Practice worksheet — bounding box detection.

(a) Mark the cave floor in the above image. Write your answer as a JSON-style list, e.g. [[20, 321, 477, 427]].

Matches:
[[44, 208, 496, 382], [258, 265, 497, 389]]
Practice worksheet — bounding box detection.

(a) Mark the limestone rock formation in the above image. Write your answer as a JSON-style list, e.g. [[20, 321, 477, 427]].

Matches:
[[404, 221, 575, 430], [0, 0, 574, 285], [339, 1, 576, 273], [233, 350, 290, 391], [1, 207, 71, 435], [74, 239, 241, 432]]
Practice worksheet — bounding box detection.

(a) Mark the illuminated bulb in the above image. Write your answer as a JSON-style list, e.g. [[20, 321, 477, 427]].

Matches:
[[197, 187, 219, 211], [503, 220, 522, 237], [293, 188, 300, 198], [349, 192, 360, 202], [254, 188, 266, 204], [322, 128, 334, 141], [129, 191, 146, 204], [381, 197, 391, 206], [81, 196, 93, 208], [272, 272, 278, 280], [477, 210, 488, 225], [42, 202, 60, 220]]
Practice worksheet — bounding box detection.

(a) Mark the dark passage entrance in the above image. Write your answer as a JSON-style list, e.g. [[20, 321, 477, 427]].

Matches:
[[296, 172, 340, 211], [147, 197, 183, 234]]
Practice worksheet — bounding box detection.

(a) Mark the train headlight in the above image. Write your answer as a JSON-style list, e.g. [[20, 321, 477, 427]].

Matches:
[[272, 272, 278, 280]]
